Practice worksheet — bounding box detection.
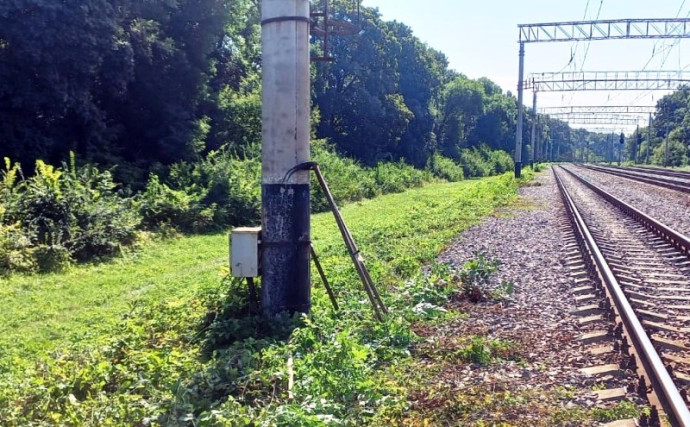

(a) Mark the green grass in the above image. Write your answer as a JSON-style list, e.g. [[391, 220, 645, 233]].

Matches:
[[0, 234, 227, 358], [1, 172, 531, 425]]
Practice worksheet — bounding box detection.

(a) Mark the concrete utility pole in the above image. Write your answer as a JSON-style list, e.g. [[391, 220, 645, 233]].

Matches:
[[530, 91, 537, 168], [514, 42, 525, 178], [646, 113, 652, 164], [665, 125, 671, 167], [261, 0, 311, 316]]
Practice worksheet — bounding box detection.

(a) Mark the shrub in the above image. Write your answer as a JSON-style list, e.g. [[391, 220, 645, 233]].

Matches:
[[0, 222, 36, 273], [485, 147, 514, 174], [311, 140, 378, 211], [458, 146, 513, 178], [137, 174, 214, 233], [459, 148, 491, 177], [427, 153, 464, 181], [144, 150, 262, 231], [0, 155, 140, 272]]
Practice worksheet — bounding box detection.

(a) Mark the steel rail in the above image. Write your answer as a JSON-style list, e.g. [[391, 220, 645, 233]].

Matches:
[[566, 166, 690, 259], [583, 164, 690, 194], [554, 165, 690, 426], [627, 165, 690, 180]]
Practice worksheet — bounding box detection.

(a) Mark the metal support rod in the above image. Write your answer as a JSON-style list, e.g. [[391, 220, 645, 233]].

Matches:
[[311, 164, 387, 318], [646, 113, 653, 164], [310, 245, 339, 311], [261, 0, 312, 316], [530, 91, 537, 168], [285, 161, 387, 320], [514, 42, 525, 178]]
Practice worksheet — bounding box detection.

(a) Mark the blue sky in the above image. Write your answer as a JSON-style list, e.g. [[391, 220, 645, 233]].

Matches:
[[362, 0, 690, 132]]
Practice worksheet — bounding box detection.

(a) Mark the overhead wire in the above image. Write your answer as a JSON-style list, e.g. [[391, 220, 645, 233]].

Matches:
[[626, 1, 689, 106], [565, 0, 595, 109]]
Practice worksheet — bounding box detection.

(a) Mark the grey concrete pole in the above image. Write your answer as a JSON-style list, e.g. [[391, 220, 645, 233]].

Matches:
[[634, 124, 639, 164], [556, 134, 560, 161], [261, 0, 311, 316], [665, 126, 670, 167], [530, 91, 537, 169], [514, 42, 525, 178], [646, 113, 652, 164]]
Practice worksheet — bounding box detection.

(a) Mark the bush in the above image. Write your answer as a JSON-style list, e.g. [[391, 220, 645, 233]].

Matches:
[[485, 148, 513, 174], [311, 140, 379, 211], [373, 161, 432, 193], [137, 174, 215, 233], [0, 156, 140, 272], [426, 153, 464, 181], [459, 148, 491, 177], [651, 138, 688, 167], [310, 140, 435, 211], [458, 145, 513, 178]]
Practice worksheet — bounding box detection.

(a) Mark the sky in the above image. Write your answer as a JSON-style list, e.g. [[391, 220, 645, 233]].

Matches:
[[361, 0, 690, 132]]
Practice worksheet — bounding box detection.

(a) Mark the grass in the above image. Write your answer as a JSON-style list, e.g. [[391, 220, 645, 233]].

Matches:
[[0, 234, 227, 359], [0, 171, 532, 425]]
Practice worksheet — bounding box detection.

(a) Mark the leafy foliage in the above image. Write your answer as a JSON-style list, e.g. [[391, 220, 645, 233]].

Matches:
[[0, 173, 527, 425], [0, 156, 139, 272]]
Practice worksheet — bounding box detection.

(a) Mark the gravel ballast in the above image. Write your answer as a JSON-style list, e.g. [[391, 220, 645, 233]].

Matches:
[[408, 168, 646, 424]]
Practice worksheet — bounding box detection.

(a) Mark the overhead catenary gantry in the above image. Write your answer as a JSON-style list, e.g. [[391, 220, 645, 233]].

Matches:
[[513, 18, 690, 178], [519, 18, 690, 43], [563, 116, 643, 125], [539, 105, 655, 115], [544, 112, 649, 123], [525, 71, 690, 91]]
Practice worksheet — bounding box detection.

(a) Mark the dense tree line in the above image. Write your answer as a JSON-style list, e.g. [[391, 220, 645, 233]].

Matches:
[[1, 0, 594, 181], [629, 86, 690, 166]]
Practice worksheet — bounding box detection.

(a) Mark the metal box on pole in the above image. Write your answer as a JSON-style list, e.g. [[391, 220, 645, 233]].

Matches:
[[231, 227, 261, 278]]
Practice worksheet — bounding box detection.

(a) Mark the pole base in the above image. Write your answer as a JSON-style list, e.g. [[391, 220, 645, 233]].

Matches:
[[514, 162, 522, 178], [261, 183, 311, 316]]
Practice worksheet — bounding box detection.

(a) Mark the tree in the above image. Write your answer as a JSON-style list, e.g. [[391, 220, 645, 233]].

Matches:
[[312, 4, 413, 164], [437, 76, 485, 159]]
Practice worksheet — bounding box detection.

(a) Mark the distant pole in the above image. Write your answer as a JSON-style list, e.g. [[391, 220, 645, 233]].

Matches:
[[514, 42, 525, 178], [581, 135, 585, 163], [646, 113, 652, 164], [634, 124, 639, 164], [530, 91, 537, 169], [556, 133, 561, 161], [261, 0, 311, 316], [665, 125, 670, 167]]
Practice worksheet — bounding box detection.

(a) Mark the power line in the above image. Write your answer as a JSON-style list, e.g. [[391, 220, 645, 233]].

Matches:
[[580, 0, 604, 72]]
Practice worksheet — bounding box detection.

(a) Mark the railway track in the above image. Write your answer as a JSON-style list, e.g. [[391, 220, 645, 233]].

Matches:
[[626, 166, 690, 181], [554, 164, 690, 426], [581, 164, 690, 194]]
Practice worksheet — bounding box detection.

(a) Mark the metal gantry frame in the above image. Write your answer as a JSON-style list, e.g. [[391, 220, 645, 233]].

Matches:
[[513, 18, 690, 178], [539, 105, 655, 115], [525, 70, 690, 91], [562, 116, 644, 125], [519, 18, 690, 43]]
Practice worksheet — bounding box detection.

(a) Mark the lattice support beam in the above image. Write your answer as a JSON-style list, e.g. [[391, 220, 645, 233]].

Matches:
[[539, 106, 656, 115], [525, 71, 690, 91], [565, 116, 643, 125], [519, 18, 690, 43]]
